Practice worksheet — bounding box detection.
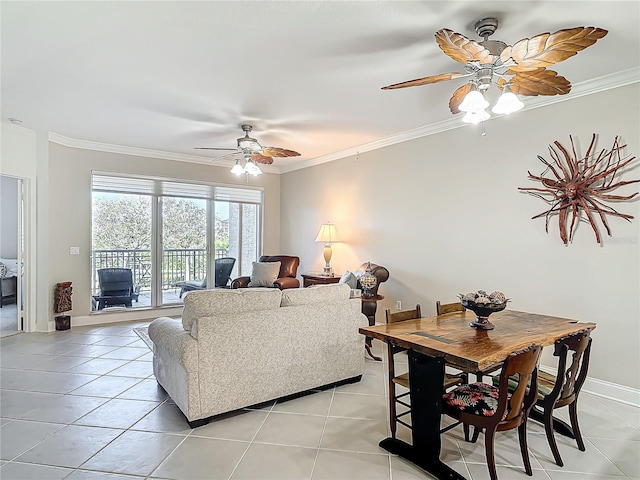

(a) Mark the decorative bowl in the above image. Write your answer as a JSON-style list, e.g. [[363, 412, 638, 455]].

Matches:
[[459, 290, 508, 330]]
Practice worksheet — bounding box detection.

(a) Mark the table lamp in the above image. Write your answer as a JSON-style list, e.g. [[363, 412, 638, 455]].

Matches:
[[315, 223, 339, 276]]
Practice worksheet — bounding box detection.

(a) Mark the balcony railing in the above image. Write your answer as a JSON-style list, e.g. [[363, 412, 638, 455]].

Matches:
[[92, 248, 229, 293]]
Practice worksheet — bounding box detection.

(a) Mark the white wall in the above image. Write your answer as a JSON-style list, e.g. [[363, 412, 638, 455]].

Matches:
[[47, 143, 281, 326], [0, 123, 41, 331], [280, 84, 640, 391]]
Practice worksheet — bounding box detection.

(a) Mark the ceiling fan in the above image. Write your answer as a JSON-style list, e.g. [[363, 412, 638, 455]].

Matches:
[[195, 124, 301, 176], [382, 18, 608, 123]]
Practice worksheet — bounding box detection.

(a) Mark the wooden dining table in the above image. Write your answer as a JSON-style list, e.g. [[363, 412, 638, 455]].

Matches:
[[359, 309, 596, 480]]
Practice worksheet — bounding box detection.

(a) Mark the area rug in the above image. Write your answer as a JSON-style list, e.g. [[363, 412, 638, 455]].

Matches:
[[133, 326, 153, 351]]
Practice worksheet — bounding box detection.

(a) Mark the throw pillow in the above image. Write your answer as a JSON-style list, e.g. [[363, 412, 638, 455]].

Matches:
[[248, 261, 281, 287], [339, 270, 358, 289], [0, 262, 6, 279]]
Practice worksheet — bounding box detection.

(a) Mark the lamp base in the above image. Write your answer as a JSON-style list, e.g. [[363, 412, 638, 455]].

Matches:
[[322, 265, 334, 277]]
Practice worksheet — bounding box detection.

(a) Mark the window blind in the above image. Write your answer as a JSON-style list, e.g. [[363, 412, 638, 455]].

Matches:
[[92, 174, 262, 204]]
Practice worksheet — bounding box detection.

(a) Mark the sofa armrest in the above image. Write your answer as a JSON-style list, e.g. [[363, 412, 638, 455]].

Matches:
[[230, 276, 251, 289], [274, 277, 300, 290], [148, 317, 198, 372]]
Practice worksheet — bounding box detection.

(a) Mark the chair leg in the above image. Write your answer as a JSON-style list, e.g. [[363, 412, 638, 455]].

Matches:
[[463, 422, 470, 442], [569, 400, 586, 451], [484, 428, 498, 480], [471, 425, 481, 443], [518, 420, 534, 476], [542, 405, 564, 467]]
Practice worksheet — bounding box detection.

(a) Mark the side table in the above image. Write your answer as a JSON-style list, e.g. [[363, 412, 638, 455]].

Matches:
[[361, 294, 384, 361], [302, 273, 341, 288]]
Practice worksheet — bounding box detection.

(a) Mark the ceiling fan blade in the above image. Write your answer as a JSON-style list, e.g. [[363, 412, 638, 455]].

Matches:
[[261, 147, 301, 158], [435, 29, 497, 64], [382, 72, 467, 90], [449, 83, 472, 114], [194, 147, 238, 151], [251, 153, 274, 165], [500, 26, 608, 72], [499, 69, 571, 96]]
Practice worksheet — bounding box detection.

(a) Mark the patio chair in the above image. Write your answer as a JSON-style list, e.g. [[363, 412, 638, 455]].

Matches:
[[92, 268, 140, 310], [176, 257, 236, 297]]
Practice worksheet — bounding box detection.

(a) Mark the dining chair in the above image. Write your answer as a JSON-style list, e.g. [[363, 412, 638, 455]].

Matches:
[[442, 344, 543, 480], [498, 329, 592, 467], [435, 300, 465, 316], [384, 304, 467, 439]]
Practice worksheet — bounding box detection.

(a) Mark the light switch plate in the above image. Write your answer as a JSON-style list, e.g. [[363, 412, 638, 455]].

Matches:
[[69, 246, 80, 255]]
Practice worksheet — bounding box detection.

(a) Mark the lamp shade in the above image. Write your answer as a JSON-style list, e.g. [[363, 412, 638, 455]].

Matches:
[[459, 89, 489, 114], [492, 88, 524, 115], [315, 223, 338, 243]]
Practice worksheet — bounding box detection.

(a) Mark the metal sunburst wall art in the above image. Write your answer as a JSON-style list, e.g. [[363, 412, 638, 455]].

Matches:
[[519, 134, 639, 245]]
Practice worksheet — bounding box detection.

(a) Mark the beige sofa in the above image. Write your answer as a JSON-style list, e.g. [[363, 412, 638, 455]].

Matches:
[[149, 283, 367, 426]]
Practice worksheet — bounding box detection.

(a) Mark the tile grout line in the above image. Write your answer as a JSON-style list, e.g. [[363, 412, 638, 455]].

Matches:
[[309, 384, 337, 480], [224, 401, 277, 480]]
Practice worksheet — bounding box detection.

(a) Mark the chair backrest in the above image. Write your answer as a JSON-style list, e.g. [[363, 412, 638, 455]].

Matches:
[[495, 344, 543, 424], [436, 300, 465, 315], [214, 257, 236, 287], [386, 304, 422, 324], [550, 329, 592, 405], [355, 263, 389, 297], [98, 268, 133, 296], [258, 255, 299, 279]]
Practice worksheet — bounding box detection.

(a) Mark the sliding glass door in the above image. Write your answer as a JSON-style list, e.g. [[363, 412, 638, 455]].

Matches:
[[91, 191, 153, 309], [91, 174, 262, 311], [161, 196, 207, 305]]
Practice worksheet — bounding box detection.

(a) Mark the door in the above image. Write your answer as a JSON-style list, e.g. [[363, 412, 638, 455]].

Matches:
[[0, 175, 23, 336]]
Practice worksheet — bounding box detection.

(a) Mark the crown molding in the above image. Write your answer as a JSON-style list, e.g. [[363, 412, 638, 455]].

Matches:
[[279, 67, 640, 173], [48, 67, 639, 176], [47, 132, 280, 174]]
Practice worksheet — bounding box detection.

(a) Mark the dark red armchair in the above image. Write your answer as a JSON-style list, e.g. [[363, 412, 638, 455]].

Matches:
[[230, 255, 300, 290]]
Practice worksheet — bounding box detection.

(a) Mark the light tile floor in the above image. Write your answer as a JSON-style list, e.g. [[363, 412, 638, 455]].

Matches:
[[0, 321, 638, 480]]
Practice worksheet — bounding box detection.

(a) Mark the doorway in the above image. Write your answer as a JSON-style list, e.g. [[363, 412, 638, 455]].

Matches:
[[0, 175, 24, 337]]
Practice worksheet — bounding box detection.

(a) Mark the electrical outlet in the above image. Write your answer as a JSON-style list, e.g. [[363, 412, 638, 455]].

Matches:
[[69, 246, 80, 255], [396, 300, 402, 310]]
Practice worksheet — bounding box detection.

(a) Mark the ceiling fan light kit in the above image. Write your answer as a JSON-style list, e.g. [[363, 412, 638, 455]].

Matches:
[[382, 17, 607, 128]]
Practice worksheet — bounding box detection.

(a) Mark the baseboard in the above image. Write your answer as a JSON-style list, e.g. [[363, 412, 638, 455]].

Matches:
[[540, 365, 640, 407], [48, 306, 183, 330]]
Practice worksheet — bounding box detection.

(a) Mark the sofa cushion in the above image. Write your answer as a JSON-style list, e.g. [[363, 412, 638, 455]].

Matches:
[[182, 288, 282, 332], [281, 283, 351, 307], [248, 261, 281, 287]]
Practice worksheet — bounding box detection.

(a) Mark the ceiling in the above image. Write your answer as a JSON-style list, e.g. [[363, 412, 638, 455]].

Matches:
[[2, 1, 639, 172]]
